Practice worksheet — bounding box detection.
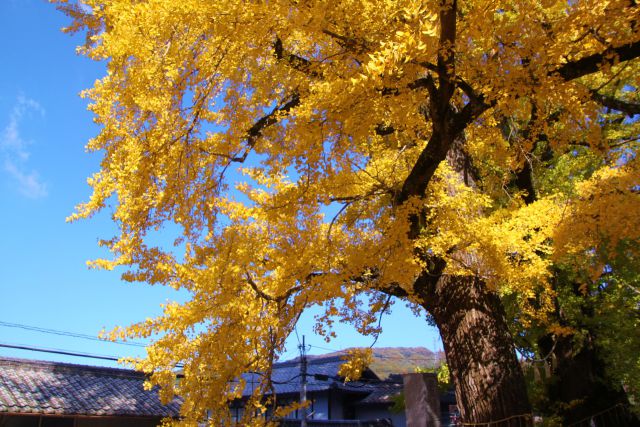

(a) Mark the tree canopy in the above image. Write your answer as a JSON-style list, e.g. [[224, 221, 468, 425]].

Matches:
[[57, 0, 640, 425]]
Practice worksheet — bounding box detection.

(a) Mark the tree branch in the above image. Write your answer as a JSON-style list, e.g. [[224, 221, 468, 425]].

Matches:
[[436, 0, 458, 107], [551, 40, 640, 81], [229, 94, 301, 163], [590, 90, 640, 116], [453, 96, 494, 134], [394, 130, 449, 207], [274, 37, 322, 78], [245, 271, 302, 303], [378, 256, 447, 300], [409, 75, 439, 100], [374, 124, 395, 136], [321, 29, 371, 54], [392, 1, 464, 212], [514, 151, 537, 205]]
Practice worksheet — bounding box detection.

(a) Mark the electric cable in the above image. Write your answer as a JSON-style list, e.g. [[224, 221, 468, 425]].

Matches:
[[0, 341, 184, 368], [0, 342, 123, 362], [0, 320, 148, 347]]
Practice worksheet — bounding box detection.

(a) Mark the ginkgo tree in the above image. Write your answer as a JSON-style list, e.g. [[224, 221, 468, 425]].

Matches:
[[57, 0, 640, 425]]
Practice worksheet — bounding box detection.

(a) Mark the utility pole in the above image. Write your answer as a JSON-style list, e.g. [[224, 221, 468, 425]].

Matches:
[[299, 335, 308, 427]]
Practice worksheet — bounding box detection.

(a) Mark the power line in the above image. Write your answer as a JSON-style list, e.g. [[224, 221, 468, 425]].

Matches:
[[0, 320, 440, 371], [0, 341, 184, 368], [307, 344, 339, 352], [0, 340, 413, 387], [374, 354, 443, 361], [0, 320, 148, 347], [294, 325, 301, 347], [242, 371, 302, 385], [0, 342, 122, 362]]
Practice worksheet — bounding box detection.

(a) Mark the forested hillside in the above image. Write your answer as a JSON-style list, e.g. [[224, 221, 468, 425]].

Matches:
[[313, 347, 445, 379]]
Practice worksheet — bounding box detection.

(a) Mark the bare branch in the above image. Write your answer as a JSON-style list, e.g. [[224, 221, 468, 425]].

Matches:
[[369, 294, 393, 348], [327, 200, 352, 244]]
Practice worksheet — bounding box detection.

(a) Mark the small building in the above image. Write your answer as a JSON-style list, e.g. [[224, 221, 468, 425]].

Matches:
[[0, 357, 181, 427], [233, 355, 406, 426]]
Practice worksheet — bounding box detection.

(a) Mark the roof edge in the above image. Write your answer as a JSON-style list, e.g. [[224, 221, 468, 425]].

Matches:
[[0, 356, 145, 379]]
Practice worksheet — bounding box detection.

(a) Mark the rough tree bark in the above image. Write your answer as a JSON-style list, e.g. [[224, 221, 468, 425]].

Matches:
[[385, 256, 532, 425], [416, 272, 532, 425]]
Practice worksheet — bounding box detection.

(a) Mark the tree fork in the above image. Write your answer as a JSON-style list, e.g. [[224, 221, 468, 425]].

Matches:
[[391, 126, 534, 424]]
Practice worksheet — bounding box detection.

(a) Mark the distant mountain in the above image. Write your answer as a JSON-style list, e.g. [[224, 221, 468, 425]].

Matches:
[[309, 347, 446, 380], [369, 347, 446, 379]]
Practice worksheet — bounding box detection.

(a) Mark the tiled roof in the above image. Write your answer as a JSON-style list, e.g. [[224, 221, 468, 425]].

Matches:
[[355, 383, 403, 405], [241, 355, 384, 397], [0, 357, 182, 418]]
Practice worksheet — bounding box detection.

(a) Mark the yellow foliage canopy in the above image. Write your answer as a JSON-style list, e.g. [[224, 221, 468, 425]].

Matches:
[[57, 0, 639, 423]]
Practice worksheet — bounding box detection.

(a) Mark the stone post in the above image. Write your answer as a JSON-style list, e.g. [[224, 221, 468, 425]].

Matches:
[[403, 373, 441, 427]]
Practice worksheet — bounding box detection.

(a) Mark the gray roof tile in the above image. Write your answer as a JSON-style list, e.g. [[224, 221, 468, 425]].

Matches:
[[0, 357, 181, 418], [240, 355, 398, 402]]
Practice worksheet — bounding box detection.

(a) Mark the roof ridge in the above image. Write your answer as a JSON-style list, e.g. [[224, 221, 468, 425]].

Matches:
[[0, 356, 145, 379], [274, 354, 346, 368]]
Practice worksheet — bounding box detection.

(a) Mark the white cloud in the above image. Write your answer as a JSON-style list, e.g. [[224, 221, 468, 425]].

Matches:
[[0, 96, 48, 199], [4, 160, 48, 199]]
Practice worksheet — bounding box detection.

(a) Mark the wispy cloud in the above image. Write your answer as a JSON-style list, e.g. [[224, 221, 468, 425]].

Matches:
[[1, 95, 48, 199]]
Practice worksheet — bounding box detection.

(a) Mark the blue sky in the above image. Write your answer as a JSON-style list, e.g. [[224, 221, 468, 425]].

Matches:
[[0, 0, 441, 368]]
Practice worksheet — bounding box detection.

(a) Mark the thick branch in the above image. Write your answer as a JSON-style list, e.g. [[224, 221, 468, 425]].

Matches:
[[374, 124, 395, 136], [409, 75, 439, 100], [394, 131, 449, 207], [552, 40, 640, 81], [274, 37, 322, 78], [453, 97, 494, 133], [514, 159, 537, 205], [245, 271, 302, 303], [379, 75, 438, 98], [394, 93, 491, 209], [437, 0, 457, 107], [229, 94, 301, 163], [392, 1, 463, 210], [590, 90, 640, 116], [321, 29, 371, 54], [378, 257, 447, 299], [511, 104, 541, 205]]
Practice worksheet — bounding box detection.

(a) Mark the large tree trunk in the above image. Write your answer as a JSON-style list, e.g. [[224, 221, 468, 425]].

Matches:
[[419, 273, 532, 426]]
